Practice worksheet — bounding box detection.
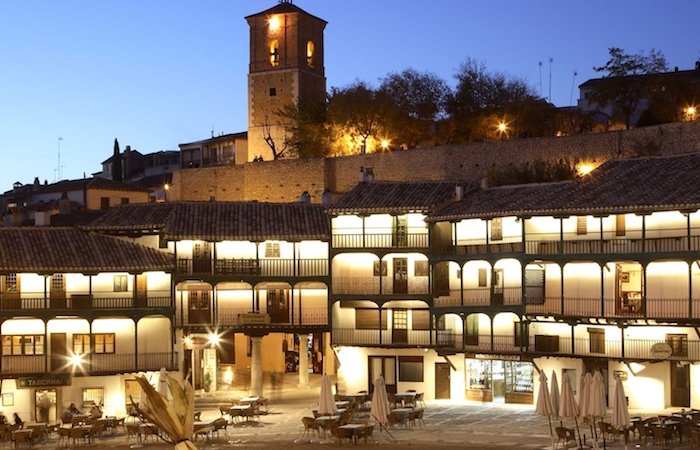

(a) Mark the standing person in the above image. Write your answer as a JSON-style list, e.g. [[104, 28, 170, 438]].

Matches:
[[38, 391, 51, 423]]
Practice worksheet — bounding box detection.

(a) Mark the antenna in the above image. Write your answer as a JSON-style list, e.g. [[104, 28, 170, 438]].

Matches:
[[538, 61, 543, 98], [548, 57, 554, 104], [569, 71, 578, 106], [57, 137, 63, 181]]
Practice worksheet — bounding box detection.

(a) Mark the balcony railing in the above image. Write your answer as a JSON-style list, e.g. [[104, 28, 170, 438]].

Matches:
[[0, 292, 172, 312], [176, 258, 328, 277], [0, 352, 178, 375], [529, 336, 698, 361], [435, 287, 523, 307], [331, 328, 431, 347], [178, 307, 328, 327], [331, 277, 430, 295], [524, 296, 700, 319], [332, 233, 429, 249]]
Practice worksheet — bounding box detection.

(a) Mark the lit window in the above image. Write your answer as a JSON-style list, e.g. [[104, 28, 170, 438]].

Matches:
[[306, 41, 315, 67], [2, 335, 44, 356], [82, 388, 104, 409], [265, 242, 281, 258], [576, 216, 588, 235], [269, 40, 279, 67], [114, 275, 128, 292]]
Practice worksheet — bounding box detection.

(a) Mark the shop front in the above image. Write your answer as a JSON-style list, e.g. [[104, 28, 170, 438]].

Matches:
[[465, 355, 534, 404]]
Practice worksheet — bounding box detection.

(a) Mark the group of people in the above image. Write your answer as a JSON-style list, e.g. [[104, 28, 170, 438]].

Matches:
[[60, 402, 102, 424], [0, 412, 24, 428]]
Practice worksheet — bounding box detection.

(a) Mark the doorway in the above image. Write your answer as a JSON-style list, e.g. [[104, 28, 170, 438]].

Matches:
[[671, 362, 690, 407], [267, 289, 290, 323], [368, 356, 396, 394], [392, 309, 408, 344], [50, 274, 66, 308], [34, 389, 57, 422], [135, 274, 148, 308], [393, 258, 408, 294], [435, 363, 451, 399], [492, 269, 504, 305], [50, 333, 67, 372], [192, 241, 211, 274]]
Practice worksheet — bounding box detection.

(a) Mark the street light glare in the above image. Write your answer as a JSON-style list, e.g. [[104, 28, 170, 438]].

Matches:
[[268, 15, 281, 32]]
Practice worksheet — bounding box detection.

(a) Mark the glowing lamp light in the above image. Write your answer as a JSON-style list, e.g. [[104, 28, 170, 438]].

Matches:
[[223, 367, 234, 385], [183, 336, 193, 348], [268, 15, 281, 32], [577, 163, 595, 176], [70, 353, 84, 367], [163, 183, 170, 191], [497, 122, 507, 133], [208, 333, 220, 346], [685, 105, 698, 121], [380, 139, 390, 150]]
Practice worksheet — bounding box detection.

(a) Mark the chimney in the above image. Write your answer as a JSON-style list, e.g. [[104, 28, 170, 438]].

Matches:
[[58, 192, 71, 215], [321, 189, 332, 207], [33, 177, 40, 188], [358, 167, 365, 182], [124, 145, 132, 180], [454, 185, 464, 201], [358, 167, 374, 183], [299, 191, 311, 204]]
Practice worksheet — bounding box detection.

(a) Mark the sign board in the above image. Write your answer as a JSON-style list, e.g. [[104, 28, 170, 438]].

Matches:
[[650, 342, 673, 360], [238, 313, 271, 326], [17, 374, 71, 389], [474, 354, 521, 361], [613, 370, 628, 381]]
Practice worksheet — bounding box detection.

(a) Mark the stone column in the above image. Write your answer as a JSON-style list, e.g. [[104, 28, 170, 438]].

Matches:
[[298, 336, 309, 387], [250, 336, 263, 397]]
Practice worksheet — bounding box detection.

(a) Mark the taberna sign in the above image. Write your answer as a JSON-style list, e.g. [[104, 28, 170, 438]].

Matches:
[[650, 342, 673, 360], [17, 374, 71, 389]]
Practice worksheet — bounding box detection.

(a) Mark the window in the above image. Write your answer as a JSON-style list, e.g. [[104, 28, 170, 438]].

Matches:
[[189, 291, 210, 310], [478, 268, 488, 287], [414, 261, 429, 277], [2, 335, 44, 355], [466, 315, 479, 345], [82, 388, 104, 409], [411, 310, 430, 330], [373, 260, 387, 276], [73, 334, 115, 354], [355, 309, 387, 330], [576, 216, 588, 235], [306, 41, 315, 67], [588, 328, 605, 354], [269, 40, 279, 66], [113, 275, 128, 292], [265, 242, 281, 258], [269, 87, 277, 97], [666, 334, 688, 357], [1, 273, 19, 293], [491, 218, 503, 241], [121, 197, 129, 205], [398, 356, 424, 382], [514, 322, 522, 347], [615, 215, 626, 236], [100, 197, 110, 210]]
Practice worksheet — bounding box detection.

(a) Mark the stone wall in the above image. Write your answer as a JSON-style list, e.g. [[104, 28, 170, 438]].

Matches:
[[171, 120, 700, 203]]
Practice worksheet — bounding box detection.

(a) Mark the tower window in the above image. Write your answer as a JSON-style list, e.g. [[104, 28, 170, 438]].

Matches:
[[269, 88, 277, 97], [269, 40, 279, 67], [306, 41, 315, 68]]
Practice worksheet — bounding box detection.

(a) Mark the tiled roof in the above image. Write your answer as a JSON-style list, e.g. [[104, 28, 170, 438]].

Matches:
[[84, 202, 330, 241], [179, 132, 248, 148], [245, 3, 327, 24], [329, 182, 472, 214], [429, 153, 700, 221], [0, 228, 173, 273]]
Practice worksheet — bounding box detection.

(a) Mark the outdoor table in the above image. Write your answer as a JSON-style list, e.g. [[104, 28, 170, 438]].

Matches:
[[25, 423, 47, 442], [315, 415, 340, 438], [139, 422, 160, 442], [239, 396, 259, 405], [229, 404, 256, 422], [335, 400, 350, 408], [390, 408, 413, 428], [338, 423, 368, 445], [394, 392, 418, 407]]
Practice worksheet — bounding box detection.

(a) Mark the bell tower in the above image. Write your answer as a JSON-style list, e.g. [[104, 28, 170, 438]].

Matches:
[[246, 1, 327, 161]]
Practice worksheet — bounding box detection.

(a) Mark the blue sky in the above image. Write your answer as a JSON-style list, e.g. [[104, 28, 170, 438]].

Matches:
[[1, 0, 698, 187]]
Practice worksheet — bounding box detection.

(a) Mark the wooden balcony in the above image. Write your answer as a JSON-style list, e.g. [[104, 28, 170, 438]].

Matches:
[[176, 307, 329, 330], [175, 258, 328, 278], [331, 277, 430, 296], [0, 352, 178, 376], [332, 233, 429, 250], [331, 328, 431, 347], [434, 287, 523, 308], [524, 296, 700, 320], [0, 292, 172, 314]]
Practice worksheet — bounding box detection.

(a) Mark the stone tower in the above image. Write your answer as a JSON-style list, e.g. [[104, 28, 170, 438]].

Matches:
[[246, 1, 327, 161]]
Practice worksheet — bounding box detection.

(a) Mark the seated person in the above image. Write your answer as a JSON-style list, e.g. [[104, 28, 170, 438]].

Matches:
[[61, 409, 73, 425], [90, 404, 102, 419], [13, 413, 23, 428], [68, 403, 80, 415], [0, 412, 6, 425]]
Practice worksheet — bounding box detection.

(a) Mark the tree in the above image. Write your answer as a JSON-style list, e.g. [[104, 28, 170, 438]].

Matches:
[[328, 81, 388, 154], [486, 159, 578, 187], [280, 99, 335, 158], [379, 69, 451, 148], [261, 110, 291, 160], [590, 47, 668, 129]]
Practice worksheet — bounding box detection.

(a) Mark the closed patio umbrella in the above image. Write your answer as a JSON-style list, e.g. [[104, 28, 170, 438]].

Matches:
[[158, 367, 171, 399], [550, 370, 560, 423], [588, 371, 608, 449], [370, 375, 391, 432], [611, 376, 630, 449], [317, 374, 337, 417], [578, 372, 592, 421], [559, 372, 582, 448], [535, 369, 555, 450]]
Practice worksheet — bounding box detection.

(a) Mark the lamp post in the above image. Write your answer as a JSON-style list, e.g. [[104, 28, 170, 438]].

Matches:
[[163, 183, 170, 202]]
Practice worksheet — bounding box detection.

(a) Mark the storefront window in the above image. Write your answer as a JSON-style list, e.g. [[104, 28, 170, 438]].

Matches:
[[504, 361, 533, 394], [467, 359, 491, 389]]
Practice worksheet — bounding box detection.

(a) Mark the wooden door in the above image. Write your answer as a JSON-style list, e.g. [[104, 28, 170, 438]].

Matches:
[[192, 242, 211, 275], [267, 289, 290, 323], [435, 363, 451, 399], [524, 268, 544, 304], [135, 274, 148, 308], [393, 258, 408, 294], [1, 274, 21, 310], [433, 263, 450, 297], [188, 290, 211, 324], [50, 333, 67, 372], [491, 269, 504, 305], [392, 309, 408, 344], [671, 362, 690, 407], [393, 215, 408, 247], [50, 274, 66, 308]]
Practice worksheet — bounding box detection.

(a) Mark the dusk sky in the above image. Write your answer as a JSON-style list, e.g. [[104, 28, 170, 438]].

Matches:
[[1, 0, 698, 187]]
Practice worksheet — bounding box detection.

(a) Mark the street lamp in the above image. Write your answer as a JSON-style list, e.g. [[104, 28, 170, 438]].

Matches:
[[684, 105, 697, 121], [163, 183, 170, 202], [380, 139, 390, 151], [496, 121, 509, 140]]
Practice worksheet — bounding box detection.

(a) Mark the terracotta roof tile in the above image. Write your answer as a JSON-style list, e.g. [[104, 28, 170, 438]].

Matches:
[[0, 228, 173, 273], [84, 202, 329, 241]]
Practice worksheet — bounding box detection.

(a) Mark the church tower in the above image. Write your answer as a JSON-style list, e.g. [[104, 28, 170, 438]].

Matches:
[[246, 1, 327, 161]]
